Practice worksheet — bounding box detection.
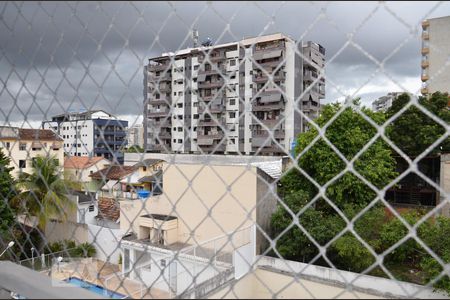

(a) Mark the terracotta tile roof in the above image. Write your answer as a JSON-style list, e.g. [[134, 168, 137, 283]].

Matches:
[[96, 197, 120, 222], [64, 156, 109, 169], [89, 165, 136, 180], [19, 128, 63, 141]]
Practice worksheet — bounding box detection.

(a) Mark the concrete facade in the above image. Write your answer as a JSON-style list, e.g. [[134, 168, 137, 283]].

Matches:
[[143, 33, 325, 155], [42, 110, 128, 164], [127, 124, 144, 148], [421, 16, 450, 95], [0, 126, 64, 179]]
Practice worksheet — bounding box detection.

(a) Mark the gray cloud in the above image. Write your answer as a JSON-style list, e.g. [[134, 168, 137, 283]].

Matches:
[[1, 1, 450, 126]]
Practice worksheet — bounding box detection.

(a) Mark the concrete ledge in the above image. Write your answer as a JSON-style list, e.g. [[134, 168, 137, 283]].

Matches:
[[256, 256, 448, 299]]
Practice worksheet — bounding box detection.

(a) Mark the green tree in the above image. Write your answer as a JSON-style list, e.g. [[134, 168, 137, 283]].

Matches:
[[386, 92, 450, 158], [124, 145, 144, 153], [11, 155, 77, 232], [272, 101, 398, 264], [0, 150, 17, 252]]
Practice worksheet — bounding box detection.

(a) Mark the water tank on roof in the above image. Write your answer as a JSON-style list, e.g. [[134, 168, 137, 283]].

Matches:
[[201, 37, 213, 47], [137, 190, 151, 199]]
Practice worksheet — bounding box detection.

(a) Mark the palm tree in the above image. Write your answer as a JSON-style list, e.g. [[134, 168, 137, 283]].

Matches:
[[11, 155, 77, 232]]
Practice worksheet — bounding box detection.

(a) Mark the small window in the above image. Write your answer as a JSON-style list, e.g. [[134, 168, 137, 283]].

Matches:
[[19, 160, 26, 169], [194, 65, 199, 70], [178, 127, 183, 132], [174, 92, 177, 96], [177, 103, 183, 108], [229, 99, 236, 105], [230, 59, 236, 66], [88, 205, 95, 212], [178, 91, 183, 96], [229, 112, 236, 118], [193, 114, 199, 119], [178, 139, 182, 143], [5, 142, 10, 150], [173, 139, 176, 143], [193, 78, 197, 83], [143, 166, 147, 172], [19, 143, 26, 151]]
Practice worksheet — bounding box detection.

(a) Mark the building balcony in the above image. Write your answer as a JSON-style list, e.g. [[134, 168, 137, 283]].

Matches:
[[256, 118, 282, 129], [252, 102, 284, 112], [149, 72, 171, 82], [422, 20, 429, 29], [198, 80, 225, 89], [148, 98, 171, 105], [149, 63, 170, 72], [197, 118, 225, 127], [198, 66, 226, 76], [252, 130, 284, 138], [421, 60, 429, 68], [253, 59, 284, 70], [421, 47, 429, 55], [157, 131, 171, 139], [253, 73, 285, 83], [422, 32, 429, 40], [148, 110, 170, 118], [150, 119, 171, 128], [198, 91, 225, 102], [254, 43, 285, 53], [421, 74, 429, 81], [197, 132, 224, 140], [198, 104, 224, 114]]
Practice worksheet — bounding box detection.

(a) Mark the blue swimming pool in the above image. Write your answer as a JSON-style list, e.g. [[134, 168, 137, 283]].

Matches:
[[65, 277, 127, 299]]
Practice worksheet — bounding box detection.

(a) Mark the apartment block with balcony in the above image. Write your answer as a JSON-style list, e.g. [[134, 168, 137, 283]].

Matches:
[[421, 16, 450, 95], [0, 126, 64, 178], [143, 33, 325, 156], [42, 110, 128, 164]]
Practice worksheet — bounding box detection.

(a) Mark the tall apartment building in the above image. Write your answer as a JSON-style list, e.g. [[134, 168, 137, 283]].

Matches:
[[143, 33, 325, 155], [372, 92, 409, 112], [421, 16, 450, 95], [127, 124, 144, 148], [42, 110, 128, 164]]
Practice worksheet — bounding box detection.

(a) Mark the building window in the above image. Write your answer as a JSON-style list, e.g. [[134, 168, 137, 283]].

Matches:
[[229, 112, 236, 118], [177, 127, 183, 132], [230, 59, 236, 66], [194, 65, 199, 70], [177, 103, 183, 108], [173, 139, 176, 143], [178, 91, 183, 96], [19, 160, 26, 169], [19, 143, 26, 151], [143, 166, 147, 172], [193, 114, 199, 119], [229, 99, 236, 105], [230, 139, 235, 144], [174, 92, 176, 96], [4, 142, 10, 150], [88, 205, 95, 212], [178, 139, 182, 143]]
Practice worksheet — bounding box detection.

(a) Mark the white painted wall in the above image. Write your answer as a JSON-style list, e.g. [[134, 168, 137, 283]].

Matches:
[[87, 223, 123, 264], [244, 47, 253, 154]]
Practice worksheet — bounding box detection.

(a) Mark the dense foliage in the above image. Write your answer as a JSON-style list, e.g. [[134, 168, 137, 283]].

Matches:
[[0, 150, 17, 258], [271, 94, 450, 296], [386, 92, 450, 158]]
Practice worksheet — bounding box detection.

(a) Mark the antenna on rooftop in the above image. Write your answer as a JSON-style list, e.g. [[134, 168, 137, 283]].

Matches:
[[193, 28, 199, 48]]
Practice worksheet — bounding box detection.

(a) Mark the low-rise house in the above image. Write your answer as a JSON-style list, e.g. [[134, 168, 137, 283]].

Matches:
[[64, 156, 111, 191], [90, 159, 164, 199], [118, 159, 280, 297], [0, 126, 64, 178]]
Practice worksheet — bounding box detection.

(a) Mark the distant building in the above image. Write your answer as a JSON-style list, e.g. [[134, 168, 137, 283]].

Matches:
[[144, 32, 325, 155], [421, 16, 450, 95], [127, 124, 144, 148], [0, 126, 64, 178], [42, 110, 128, 164], [372, 92, 407, 112], [64, 156, 111, 192]]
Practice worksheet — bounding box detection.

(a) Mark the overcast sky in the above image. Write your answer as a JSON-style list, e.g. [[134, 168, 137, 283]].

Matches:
[[1, 1, 450, 129]]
